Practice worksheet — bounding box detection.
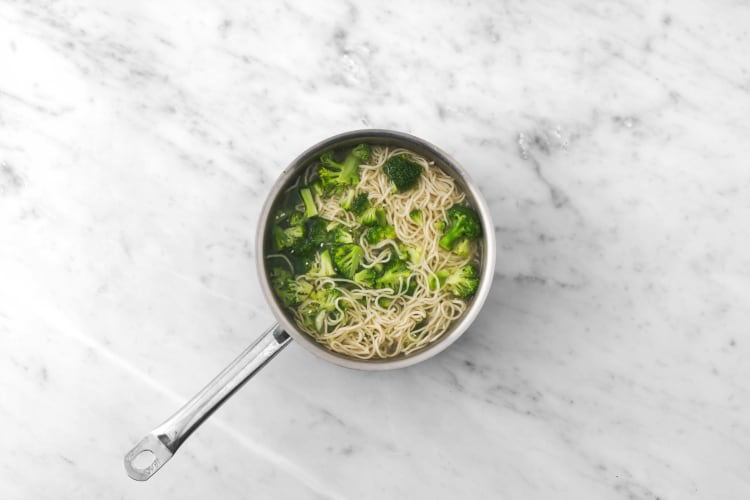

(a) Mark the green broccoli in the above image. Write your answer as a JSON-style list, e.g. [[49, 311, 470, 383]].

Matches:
[[350, 193, 370, 215], [353, 268, 377, 287], [333, 226, 354, 244], [358, 206, 387, 227], [269, 268, 313, 307], [453, 238, 471, 258], [309, 180, 324, 197], [318, 144, 371, 190], [289, 210, 305, 226], [339, 189, 356, 211], [270, 267, 295, 305], [290, 236, 315, 257], [286, 225, 305, 240], [384, 154, 422, 192], [340, 191, 371, 216], [273, 224, 304, 251], [300, 306, 327, 333], [375, 259, 411, 292], [299, 302, 328, 333], [398, 243, 422, 265], [377, 296, 393, 308], [409, 209, 423, 226], [332, 244, 364, 279], [299, 187, 318, 219], [299, 287, 343, 333], [438, 205, 482, 251], [309, 287, 342, 311], [311, 249, 336, 277], [365, 225, 396, 245], [291, 279, 313, 304], [306, 217, 330, 246], [351, 144, 371, 161], [440, 264, 480, 298], [428, 270, 449, 291]]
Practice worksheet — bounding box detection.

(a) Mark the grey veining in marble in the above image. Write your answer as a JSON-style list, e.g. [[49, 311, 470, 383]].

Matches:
[[1, 0, 749, 498]]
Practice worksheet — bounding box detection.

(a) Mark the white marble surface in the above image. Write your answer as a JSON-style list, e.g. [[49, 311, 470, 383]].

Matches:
[[1, 0, 749, 498]]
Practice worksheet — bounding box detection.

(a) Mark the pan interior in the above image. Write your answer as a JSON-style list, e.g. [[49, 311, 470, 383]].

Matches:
[[256, 130, 495, 370]]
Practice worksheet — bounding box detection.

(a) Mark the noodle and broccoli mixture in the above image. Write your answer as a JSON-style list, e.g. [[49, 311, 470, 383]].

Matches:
[[266, 144, 482, 359]]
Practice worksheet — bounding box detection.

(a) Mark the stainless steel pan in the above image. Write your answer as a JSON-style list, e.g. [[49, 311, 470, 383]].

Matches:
[[124, 129, 496, 480]]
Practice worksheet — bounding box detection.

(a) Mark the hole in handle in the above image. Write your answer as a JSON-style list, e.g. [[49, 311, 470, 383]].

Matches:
[[132, 449, 156, 470], [124, 434, 173, 481]]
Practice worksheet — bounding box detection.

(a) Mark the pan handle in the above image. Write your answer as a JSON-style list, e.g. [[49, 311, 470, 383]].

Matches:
[[124, 323, 291, 481]]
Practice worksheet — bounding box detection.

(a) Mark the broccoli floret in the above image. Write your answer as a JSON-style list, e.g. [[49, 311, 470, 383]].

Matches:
[[309, 180, 324, 197], [270, 268, 313, 307], [375, 259, 411, 292], [299, 302, 328, 333], [311, 249, 335, 277], [289, 211, 305, 226], [306, 217, 330, 246], [319, 249, 336, 276], [351, 193, 370, 215], [299, 288, 343, 333], [409, 209, 423, 226], [285, 225, 304, 240], [331, 244, 364, 279], [290, 237, 315, 257], [365, 225, 396, 245], [442, 264, 480, 298], [428, 270, 449, 291], [270, 267, 295, 305], [333, 226, 354, 244], [384, 154, 422, 192], [350, 144, 371, 162], [438, 205, 482, 251], [318, 144, 371, 190], [377, 296, 393, 308], [378, 208, 387, 225], [302, 308, 327, 333], [353, 268, 377, 287], [291, 279, 313, 304], [309, 287, 342, 311], [340, 190, 370, 215], [398, 243, 422, 265], [358, 206, 387, 227], [339, 189, 356, 210], [453, 238, 471, 257], [273, 224, 304, 251], [299, 187, 318, 219]]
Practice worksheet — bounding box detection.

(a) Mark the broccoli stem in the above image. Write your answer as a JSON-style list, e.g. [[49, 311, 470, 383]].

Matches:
[[439, 229, 462, 250], [300, 188, 318, 218], [317, 249, 335, 277]]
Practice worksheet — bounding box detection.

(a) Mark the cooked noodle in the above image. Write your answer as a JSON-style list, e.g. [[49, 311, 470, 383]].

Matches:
[[275, 146, 479, 359]]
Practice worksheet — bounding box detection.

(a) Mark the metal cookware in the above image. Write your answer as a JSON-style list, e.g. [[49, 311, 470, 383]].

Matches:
[[124, 129, 496, 480]]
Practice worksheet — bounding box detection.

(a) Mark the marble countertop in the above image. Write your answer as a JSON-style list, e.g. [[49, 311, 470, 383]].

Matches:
[[2, 0, 749, 498]]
